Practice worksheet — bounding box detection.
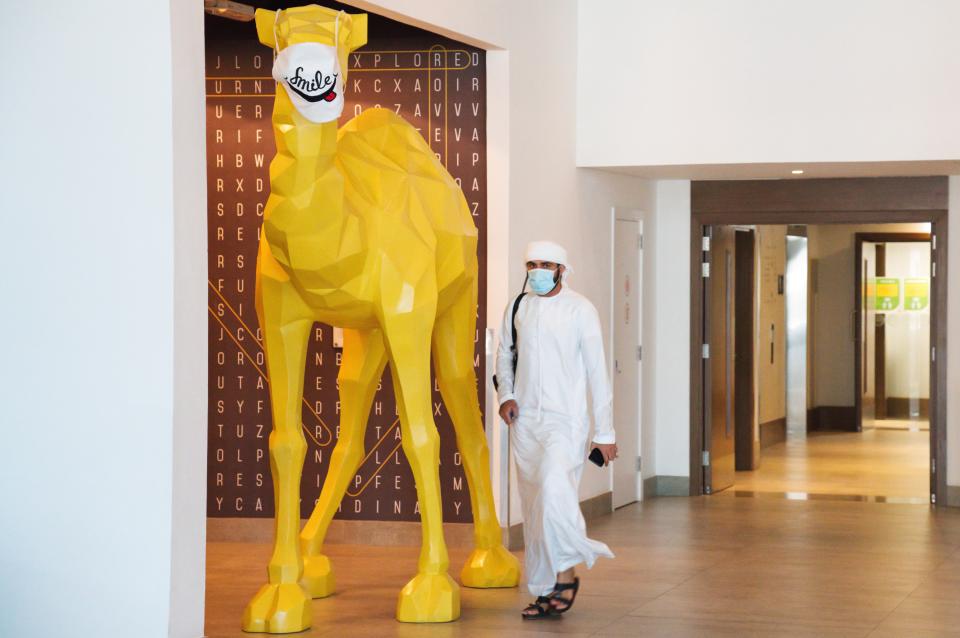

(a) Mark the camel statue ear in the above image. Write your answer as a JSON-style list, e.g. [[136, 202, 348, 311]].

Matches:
[[254, 8, 278, 48], [346, 13, 368, 52]]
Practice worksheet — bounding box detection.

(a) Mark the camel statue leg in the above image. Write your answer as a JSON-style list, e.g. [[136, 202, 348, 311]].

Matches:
[[382, 304, 460, 622], [432, 284, 521, 588], [243, 254, 313, 633], [299, 327, 388, 598]]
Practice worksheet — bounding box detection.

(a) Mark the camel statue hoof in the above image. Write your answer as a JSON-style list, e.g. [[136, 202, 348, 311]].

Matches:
[[395, 572, 460, 623], [242, 582, 311, 634], [301, 554, 335, 598], [460, 545, 521, 588]]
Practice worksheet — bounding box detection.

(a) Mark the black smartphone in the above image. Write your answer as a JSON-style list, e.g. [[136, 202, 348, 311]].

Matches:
[[588, 447, 605, 467]]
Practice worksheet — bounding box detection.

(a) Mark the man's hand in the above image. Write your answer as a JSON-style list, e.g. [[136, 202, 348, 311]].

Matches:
[[499, 400, 519, 425], [592, 442, 618, 466]]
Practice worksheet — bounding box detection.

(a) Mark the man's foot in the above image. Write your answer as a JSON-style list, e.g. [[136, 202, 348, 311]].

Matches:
[[521, 596, 559, 620], [548, 576, 580, 614]]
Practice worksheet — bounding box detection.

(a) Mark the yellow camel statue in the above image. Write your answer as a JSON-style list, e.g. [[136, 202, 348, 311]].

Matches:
[[242, 5, 519, 633]]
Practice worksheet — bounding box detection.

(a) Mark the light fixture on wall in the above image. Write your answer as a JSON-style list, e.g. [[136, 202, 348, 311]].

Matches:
[[791, 169, 804, 175], [204, 0, 254, 21]]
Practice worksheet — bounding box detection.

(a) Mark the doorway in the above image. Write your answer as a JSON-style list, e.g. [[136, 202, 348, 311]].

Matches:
[[855, 234, 932, 433], [723, 224, 933, 500], [612, 215, 643, 508], [689, 177, 948, 505]]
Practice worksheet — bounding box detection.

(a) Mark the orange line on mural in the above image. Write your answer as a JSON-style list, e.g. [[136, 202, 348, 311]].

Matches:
[[353, 418, 400, 470], [208, 305, 334, 447], [209, 306, 268, 379], [345, 440, 404, 498], [352, 48, 472, 56], [208, 281, 337, 445], [209, 280, 263, 346], [428, 45, 449, 167], [205, 62, 469, 82]]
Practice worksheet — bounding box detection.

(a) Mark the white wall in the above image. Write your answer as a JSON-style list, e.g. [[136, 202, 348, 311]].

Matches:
[[574, 0, 960, 493], [948, 177, 960, 487], [577, 0, 960, 170], [0, 2, 207, 637], [169, 1, 210, 636], [572, 174, 655, 502], [648, 182, 692, 478]]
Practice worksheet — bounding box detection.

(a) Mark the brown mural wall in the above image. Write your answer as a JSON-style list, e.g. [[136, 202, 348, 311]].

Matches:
[[205, 5, 487, 523]]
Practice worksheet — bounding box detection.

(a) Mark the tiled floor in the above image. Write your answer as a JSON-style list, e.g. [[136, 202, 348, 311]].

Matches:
[[734, 429, 930, 499], [205, 495, 960, 637]]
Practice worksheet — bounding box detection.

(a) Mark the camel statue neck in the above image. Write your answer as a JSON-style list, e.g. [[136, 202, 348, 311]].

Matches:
[[262, 91, 347, 271], [270, 85, 340, 169]]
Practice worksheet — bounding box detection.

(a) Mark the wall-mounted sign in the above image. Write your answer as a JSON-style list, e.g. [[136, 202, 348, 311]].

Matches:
[[904, 278, 930, 311], [874, 278, 900, 311]]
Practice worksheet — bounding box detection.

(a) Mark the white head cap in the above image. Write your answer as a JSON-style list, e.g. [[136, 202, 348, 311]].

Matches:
[[525, 240, 573, 273]]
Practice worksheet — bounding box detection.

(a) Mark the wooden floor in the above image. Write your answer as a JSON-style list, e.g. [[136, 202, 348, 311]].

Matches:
[[866, 418, 930, 432], [206, 495, 960, 637], [735, 429, 930, 500]]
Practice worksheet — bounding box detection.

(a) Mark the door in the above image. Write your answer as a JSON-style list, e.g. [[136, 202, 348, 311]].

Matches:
[[734, 230, 756, 471], [704, 225, 736, 493], [874, 244, 887, 420], [860, 242, 878, 429], [612, 218, 642, 508]]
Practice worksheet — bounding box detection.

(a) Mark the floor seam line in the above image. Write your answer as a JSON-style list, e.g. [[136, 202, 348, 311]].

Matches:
[[864, 549, 953, 633]]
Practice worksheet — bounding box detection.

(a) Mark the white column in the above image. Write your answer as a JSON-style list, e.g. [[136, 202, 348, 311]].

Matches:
[[947, 177, 960, 492], [652, 180, 692, 480]]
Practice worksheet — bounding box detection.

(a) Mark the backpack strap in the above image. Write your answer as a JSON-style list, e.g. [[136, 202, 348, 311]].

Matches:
[[509, 292, 527, 363], [493, 292, 527, 390], [493, 292, 527, 393]]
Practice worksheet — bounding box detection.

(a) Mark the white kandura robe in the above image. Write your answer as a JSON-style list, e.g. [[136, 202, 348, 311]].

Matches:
[[495, 286, 615, 596]]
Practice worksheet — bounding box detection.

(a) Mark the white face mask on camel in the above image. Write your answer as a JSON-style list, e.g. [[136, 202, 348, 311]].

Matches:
[[271, 11, 345, 124]]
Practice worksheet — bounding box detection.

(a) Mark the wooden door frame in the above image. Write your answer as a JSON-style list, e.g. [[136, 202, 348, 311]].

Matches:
[[875, 243, 887, 421], [854, 232, 932, 435], [689, 177, 949, 505], [734, 229, 758, 471]]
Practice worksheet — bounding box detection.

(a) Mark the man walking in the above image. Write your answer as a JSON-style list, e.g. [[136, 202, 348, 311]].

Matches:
[[495, 240, 618, 619]]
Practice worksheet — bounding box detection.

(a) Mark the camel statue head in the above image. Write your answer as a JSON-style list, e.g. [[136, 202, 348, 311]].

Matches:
[[255, 5, 367, 124]]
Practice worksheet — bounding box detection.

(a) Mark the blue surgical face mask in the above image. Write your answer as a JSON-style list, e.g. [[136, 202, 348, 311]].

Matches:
[[528, 268, 558, 295]]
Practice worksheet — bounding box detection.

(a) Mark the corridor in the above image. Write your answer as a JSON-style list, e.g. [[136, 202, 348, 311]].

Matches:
[[735, 429, 930, 501]]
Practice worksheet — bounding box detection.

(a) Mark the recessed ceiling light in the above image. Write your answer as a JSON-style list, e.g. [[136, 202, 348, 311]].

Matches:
[[791, 169, 804, 175]]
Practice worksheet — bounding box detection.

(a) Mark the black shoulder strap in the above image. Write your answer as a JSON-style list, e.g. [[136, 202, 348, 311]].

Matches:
[[494, 292, 528, 391], [510, 292, 526, 352]]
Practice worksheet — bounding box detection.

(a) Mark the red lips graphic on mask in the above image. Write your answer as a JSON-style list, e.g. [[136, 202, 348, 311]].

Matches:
[[284, 67, 339, 104]]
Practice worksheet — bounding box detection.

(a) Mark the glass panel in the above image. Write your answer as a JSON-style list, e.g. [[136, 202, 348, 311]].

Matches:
[[785, 236, 807, 437], [881, 242, 930, 431]]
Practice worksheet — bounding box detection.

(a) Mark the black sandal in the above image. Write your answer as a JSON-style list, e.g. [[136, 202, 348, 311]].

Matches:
[[548, 577, 580, 614], [521, 596, 559, 620]]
